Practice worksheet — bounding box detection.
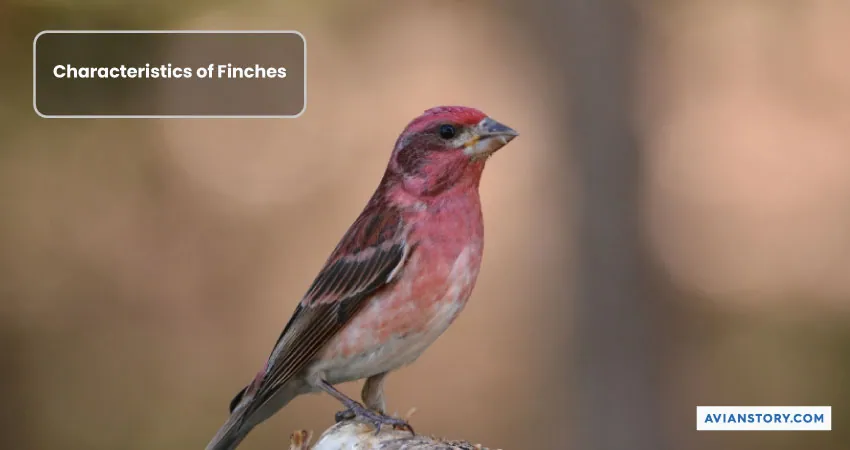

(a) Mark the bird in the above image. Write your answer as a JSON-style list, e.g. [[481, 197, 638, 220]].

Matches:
[[206, 106, 519, 450]]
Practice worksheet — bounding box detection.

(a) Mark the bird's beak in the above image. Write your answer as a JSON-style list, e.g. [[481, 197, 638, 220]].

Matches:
[[463, 117, 519, 158]]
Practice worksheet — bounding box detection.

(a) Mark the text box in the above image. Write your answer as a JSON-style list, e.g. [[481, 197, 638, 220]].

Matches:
[[697, 406, 832, 431], [33, 30, 306, 118]]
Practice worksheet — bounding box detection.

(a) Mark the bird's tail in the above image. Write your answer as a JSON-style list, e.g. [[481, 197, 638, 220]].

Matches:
[[206, 374, 261, 450], [205, 410, 251, 450], [206, 369, 301, 450]]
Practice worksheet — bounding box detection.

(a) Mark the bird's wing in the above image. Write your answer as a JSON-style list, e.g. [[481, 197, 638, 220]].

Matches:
[[241, 202, 410, 416]]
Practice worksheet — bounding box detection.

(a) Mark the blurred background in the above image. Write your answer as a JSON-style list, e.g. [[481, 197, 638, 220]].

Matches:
[[1, 1, 849, 449]]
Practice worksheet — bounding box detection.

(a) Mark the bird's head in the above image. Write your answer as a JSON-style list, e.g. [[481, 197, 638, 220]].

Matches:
[[386, 106, 519, 196]]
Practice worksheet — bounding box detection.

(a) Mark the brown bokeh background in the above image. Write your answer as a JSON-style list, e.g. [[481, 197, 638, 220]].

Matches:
[[1, 1, 849, 449]]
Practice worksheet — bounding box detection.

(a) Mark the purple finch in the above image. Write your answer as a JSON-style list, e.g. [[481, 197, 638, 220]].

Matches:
[[207, 106, 519, 450]]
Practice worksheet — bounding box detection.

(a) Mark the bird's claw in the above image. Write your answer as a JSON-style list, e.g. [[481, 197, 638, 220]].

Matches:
[[334, 409, 356, 423], [334, 406, 415, 435]]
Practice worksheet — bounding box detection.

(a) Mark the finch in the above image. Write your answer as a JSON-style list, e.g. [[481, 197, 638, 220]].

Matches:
[[206, 106, 519, 450]]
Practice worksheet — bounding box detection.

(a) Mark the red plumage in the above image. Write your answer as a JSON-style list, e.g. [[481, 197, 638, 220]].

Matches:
[[206, 106, 518, 450]]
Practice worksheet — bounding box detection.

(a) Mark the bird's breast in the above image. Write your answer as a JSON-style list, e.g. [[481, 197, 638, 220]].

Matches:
[[314, 237, 483, 383]]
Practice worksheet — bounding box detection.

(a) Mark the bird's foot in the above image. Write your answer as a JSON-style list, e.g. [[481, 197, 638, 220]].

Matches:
[[334, 409, 355, 423], [334, 404, 414, 435]]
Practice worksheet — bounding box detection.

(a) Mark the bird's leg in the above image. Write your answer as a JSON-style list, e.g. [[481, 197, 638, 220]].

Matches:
[[362, 372, 388, 413], [317, 378, 413, 435], [335, 372, 388, 422]]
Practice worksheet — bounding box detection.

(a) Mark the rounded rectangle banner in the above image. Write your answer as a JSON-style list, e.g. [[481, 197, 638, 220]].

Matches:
[[33, 30, 306, 118]]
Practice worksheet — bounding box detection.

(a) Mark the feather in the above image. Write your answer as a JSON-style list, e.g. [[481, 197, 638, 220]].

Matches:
[[244, 203, 409, 418]]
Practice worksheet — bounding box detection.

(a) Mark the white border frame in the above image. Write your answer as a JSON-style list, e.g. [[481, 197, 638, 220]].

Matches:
[[33, 30, 307, 119]]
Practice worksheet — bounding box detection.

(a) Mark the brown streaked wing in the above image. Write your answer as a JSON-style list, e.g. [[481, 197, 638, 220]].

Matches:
[[245, 205, 408, 416]]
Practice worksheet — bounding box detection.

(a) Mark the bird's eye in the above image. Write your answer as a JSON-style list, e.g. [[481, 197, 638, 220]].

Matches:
[[438, 124, 457, 139]]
